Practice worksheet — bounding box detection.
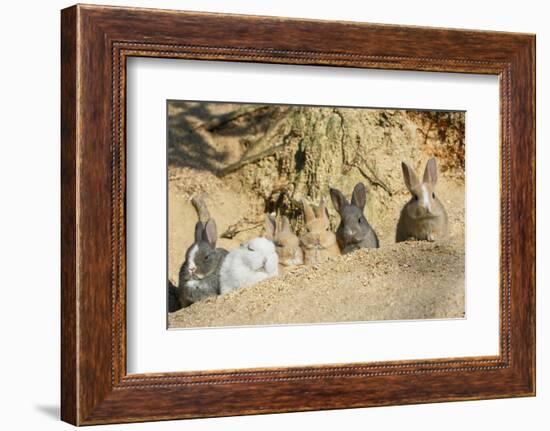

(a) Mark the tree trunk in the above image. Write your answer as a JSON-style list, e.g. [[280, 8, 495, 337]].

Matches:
[[226, 107, 432, 231]]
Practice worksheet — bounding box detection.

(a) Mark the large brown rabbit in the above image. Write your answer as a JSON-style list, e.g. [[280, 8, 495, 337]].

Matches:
[[264, 214, 304, 269], [299, 198, 341, 264], [396, 158, 449, 242]]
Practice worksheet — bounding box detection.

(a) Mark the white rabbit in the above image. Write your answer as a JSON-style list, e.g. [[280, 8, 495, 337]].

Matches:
[[219, 237, 279, 294]]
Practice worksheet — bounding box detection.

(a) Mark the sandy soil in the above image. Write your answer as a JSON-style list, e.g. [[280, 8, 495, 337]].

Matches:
[[168, 167, 465, 328], [169, 243, 464, 328]]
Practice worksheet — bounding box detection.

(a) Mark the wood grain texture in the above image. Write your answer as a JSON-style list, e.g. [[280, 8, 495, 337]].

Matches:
[[60, 4, 536, 425], [60, 6, 78, 425]]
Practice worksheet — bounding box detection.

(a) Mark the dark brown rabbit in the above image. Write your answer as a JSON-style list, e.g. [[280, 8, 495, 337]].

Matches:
[[330, 183, 379, 253], [396, 158, 449, 242]]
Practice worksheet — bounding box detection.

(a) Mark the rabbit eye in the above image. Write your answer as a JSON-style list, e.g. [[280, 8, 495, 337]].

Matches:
[[413, 194, 418, 201], [204, 254, 210, 261], [358, 217, 362, 224], [432, 192, 436, 199]]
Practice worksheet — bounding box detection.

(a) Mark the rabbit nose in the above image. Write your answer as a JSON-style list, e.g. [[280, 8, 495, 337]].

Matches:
[[345, 227, 353, 237], [424, 202, 433, 214]]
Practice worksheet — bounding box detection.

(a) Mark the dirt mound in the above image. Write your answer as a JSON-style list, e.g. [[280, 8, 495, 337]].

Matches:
[[169, 240, 464, 328]]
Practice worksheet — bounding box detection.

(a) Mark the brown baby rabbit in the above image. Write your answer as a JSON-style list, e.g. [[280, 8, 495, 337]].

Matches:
[[299, 198, 341, 264], [265, 214, 304, 269], [396, 158, 448, 242]]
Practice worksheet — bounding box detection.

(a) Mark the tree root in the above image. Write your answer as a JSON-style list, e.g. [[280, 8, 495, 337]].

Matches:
[[334, 108, 393, 196], [349, 161, 394, 196], [189, 106, 267, 133], [219, 142, 287, 177], [220, 218, 263, 239], [219, 109, 294, 176]]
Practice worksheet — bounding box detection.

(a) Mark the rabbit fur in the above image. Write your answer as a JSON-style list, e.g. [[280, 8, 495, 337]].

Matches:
[[264, 214, 304, 268], [178, 219, 228, 307], [168, 279, 182, 312], [299, 198, 341, 264], [330, 182, 379, 253], [219, 237, 279, 294], [396, 158, 448, 242]]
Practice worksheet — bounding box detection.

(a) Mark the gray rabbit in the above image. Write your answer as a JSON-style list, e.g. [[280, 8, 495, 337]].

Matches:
[[178, 219, 228, 307], [396, 158, 448, 242], [330, 182, 379, 253]]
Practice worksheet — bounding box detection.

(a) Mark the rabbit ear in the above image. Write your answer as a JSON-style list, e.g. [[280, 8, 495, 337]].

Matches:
[[280, 216, 292, 233], [401, 162, 419, 192], [302, 199, 315, 224], [351, 182, 366, 210], [264, 214, 276, 239], [315, 197, 327, 219], [423, 158, 438, 185], [194, 221, 204, 243], [323, 206, 331, 225], [330, 187, 348, 214], [203, 219, 218, 247]]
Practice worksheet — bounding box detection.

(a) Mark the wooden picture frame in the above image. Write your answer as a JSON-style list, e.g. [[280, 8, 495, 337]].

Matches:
[[61, 4, 535, 425]]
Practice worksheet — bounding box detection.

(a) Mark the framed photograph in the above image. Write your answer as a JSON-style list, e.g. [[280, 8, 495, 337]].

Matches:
[[61, 4, 535, 425]]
